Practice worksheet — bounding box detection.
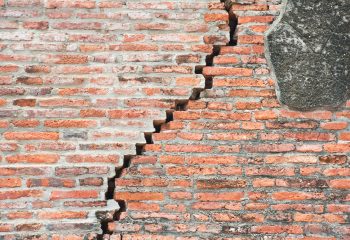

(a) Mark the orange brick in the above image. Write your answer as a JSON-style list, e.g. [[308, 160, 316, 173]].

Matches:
[[115, 192, 164, 201], [4, 132, 58, 140], [6, 154, 59, 163]]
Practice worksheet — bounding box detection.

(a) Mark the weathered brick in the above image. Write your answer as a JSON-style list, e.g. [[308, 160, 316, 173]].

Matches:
[[203, 67, 253, 76], [23, 21, 49, 30], [27, 178, 75, 188], [0, 178, 21, 188], [272, 192, 325, 201], [238, 16, 275, 24], [44, 120, 97, 128], [38, 211, 88, 219], [115, 192, 164, 201], [4, 132, 59, 140], [0, 190, 42, 200], [195, 192, 244, 201], [50, 190, 99, 200], [6, 154, 59, 163], [197, 179, 246, 189]]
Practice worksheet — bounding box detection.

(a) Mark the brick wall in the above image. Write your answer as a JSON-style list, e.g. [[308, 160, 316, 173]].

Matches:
[[0, 0, 228, 238], [0, 0, 349, 239]]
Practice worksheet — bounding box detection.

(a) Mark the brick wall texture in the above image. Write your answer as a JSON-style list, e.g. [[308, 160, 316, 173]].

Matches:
[[0, 0, 349, 239]]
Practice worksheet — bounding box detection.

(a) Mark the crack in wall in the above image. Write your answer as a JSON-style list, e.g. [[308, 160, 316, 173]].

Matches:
[[98, 1, 238, 238]]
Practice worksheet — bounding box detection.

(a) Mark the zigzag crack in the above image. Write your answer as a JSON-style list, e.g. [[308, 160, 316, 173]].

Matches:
[[98, 1, 237, 238]]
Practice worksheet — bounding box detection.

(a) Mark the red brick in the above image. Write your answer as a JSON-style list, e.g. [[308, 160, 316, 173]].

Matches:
[[266, 155, 318, 164], [39, 98, 90, 107], [11, 119, 40, 128], [246, 167, 295, 176], [284, 132, 335, 141], [272, 192, 325, 201], [167, 166, 216, 176], [238, 35, 264, 44], [52, 22, 102, 30], [176, 77, 201, 86], [50, 190, 98, 200], [4, 132, 59, 140], [329, 179, 350, 189], [319, 155, 347, 164], [0, 99, 6, 106], [324, 143, 350, 153], [17, 77, 43, 85], [110, 44, 158, 51], [229, 89, 275, 97], [27, 178, 75, 188], [6, 211, 32, 219], [195, 192, 244, 201], [173, 111, 201, 120], [249, 25, 270, 33], [23, 21, 49, 30], [6, 154, 59, 163], [25, 65, 50, 73], [252, 178, 275, 187], [212, 213, 240, 222], [187, 156, 237, 164], [213, 56, 240, 65], [66, 154, 119, 163], [165, 145, 213, 153], [59, 66, 103, 74], [207, 132, 257, 141], [238, 16, 275, 24], [168, 192, 192, 200], [243, 144, 295, 153], [323, 168, 350, 176], [339, 132, 350, 141], [38, 211, 87, 219], [108, 110, 149, 119], [44, 120, 97, 128], [15, 223, 42, 231], [252, 225, 303, 234], [203, 67, 253, 76], [80, 109, 106, 117], [232, 4, 269, 11], [321, 122, 348, 130], [54, 55, 88, 64], [280, 110, 332, 120], [254, 110, 277, 120], [0, 178, 21, 188], [0, 65, 19, 72], [46, 0, 96, 9], [128, 202, 160, 212], [115, 192, 164, 201], [197, 179, 246, 189], [204, 13, 228, 22], [0, 190, 42, 200], [220, 46, 251, 55], [327, 204, 350, 213]]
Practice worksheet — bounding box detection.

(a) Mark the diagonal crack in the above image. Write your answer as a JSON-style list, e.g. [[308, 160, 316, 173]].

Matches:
[[98, 0, 238, 238]]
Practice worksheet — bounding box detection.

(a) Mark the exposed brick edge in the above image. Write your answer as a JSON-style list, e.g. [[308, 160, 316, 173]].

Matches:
[[98, 1, 237, 238]]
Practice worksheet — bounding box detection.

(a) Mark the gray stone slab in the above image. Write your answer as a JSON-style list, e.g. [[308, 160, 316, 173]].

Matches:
[[266, 0, 350, 110]]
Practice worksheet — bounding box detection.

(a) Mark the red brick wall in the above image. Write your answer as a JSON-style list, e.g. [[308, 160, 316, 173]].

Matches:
[[0, 0, 228, 238], [0, 0, 349, 239]]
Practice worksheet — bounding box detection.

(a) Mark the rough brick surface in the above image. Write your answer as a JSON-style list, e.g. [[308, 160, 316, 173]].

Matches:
[[107, 0, 350, 239], [0, 0, 349, 239], [0, 0, 228, 238]]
